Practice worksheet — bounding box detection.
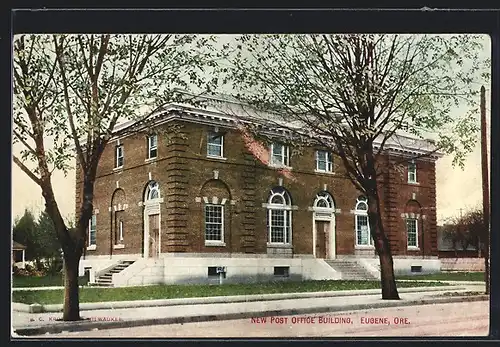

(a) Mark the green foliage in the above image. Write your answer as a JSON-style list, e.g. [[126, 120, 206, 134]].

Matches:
[[12, 209, 61, 270], [12, 274, 88, 288], [397, 272, 485, 281]]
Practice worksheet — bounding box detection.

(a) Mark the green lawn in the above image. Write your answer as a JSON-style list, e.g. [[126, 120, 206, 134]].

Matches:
[[397, 272, 485, 282], [12, 280, 447, 305], [12, 274, 89, 288]]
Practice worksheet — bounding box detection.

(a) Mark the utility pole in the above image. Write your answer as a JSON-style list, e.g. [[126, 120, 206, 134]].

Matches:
[[480, 85, 490, 295]]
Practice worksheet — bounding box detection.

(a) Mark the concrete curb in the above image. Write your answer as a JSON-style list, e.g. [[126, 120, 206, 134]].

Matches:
[[14, 285, 468, 313], [13, 294, 489, 336]]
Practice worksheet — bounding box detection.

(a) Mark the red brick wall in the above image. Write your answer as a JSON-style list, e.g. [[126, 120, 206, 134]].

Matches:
[[76, 118, 439, 258]]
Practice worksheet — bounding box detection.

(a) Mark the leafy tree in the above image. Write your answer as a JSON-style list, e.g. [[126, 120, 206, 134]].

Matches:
[[12, 209, 37, 262], [36, 211, 63, 273], [13, 34, 216, 320], [219, 34, 489, 299]]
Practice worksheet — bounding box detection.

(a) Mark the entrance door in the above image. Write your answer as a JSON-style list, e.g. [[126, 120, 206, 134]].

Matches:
[[315, 221, 329, 259], [148, 214, 159, 258]]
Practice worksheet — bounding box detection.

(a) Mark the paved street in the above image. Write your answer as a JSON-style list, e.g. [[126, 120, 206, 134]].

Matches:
[[34, 301, 488, 338]]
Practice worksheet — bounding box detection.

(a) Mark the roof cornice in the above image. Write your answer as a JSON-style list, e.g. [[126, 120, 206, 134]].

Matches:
[[110, 102, 443, 161]]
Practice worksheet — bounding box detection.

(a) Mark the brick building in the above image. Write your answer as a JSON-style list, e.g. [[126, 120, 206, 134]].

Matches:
[[77, 98, 443, 286]]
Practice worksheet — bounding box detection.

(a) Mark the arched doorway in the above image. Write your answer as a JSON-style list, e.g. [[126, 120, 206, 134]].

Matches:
[[143, 181, 162, 258], [312, 191, 336, 259]]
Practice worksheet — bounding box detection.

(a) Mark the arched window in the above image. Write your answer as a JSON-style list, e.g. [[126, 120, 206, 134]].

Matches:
[[355, 196, 372, 246], [314, 191, 335, 209], [146, 181, 160, 201], [267, 187, 292, 244]]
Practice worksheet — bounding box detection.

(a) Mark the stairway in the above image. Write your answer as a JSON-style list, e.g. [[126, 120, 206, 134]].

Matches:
[[92, 260, 135, 287], [325, 259, 379, 280]]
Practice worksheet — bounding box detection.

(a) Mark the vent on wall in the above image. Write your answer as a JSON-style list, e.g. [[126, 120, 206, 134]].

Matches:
[[411, 265, 423, 273], [274, 266, 290, 277]]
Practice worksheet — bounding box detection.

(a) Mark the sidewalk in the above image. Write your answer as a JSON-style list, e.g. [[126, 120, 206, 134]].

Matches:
[[12, 284, 487, 336]]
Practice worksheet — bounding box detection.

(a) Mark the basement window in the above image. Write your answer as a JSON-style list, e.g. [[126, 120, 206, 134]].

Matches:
[[274, 266, 290, 277], [208, 266, 218, 277], [411, 265, 422, 273]]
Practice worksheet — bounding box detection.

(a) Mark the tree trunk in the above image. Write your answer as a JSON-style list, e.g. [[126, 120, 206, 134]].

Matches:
[[63, 252, 82, 321], [365, 178, 400, 300]]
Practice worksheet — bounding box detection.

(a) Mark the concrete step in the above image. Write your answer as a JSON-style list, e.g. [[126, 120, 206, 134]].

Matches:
[[325, 260, 378, 280]]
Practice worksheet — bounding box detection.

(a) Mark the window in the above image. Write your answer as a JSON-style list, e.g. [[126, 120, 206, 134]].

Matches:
[[115, 212, 124, 245], [411, 265, 422, 273], [115, 145, 124, 168], [355, 196, 372, 247], [316, 150, 333, 172], [119, 220, 124, 242], [267, 187, 292, 244], [274, 266, 290, 277], [314, 191, 334, 209], [207, 266, 218, 277], [270, 143, 290, 167], [407, 218, 418, 248], [207, 132, 224, 158], [147, 134, 158, 159], [205, 204, 224, 242], [146, 181, 160, 201], [88, 215, 97, 249], [408, 160, 417, 183]]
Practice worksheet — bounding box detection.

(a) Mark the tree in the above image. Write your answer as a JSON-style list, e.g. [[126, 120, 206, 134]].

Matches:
[[13, 34, 216, 320], [442, 209, 486, 256], [219, 34, 489, 299], [36, 211, 63, 274], [12, 209, 38, 263]]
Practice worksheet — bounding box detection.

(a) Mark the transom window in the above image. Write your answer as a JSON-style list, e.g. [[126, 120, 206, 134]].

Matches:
[[355, 196, 372, 247], [207, 132, 224, 158], [270, 143, 290, 167], [146, 181, 160, 200], [316, 150, 333, 172], [408, 160, 417, 183], [407, 218, 418, 248], [205, 204, 224, 242], [88, 215, 97, 247], [147, 134, 158, 159], [115, 145, 124, 168], [314, 191, 335, 209], [267, 187, 292, 244]]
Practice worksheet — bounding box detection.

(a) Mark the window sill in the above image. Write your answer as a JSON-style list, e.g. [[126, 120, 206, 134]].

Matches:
[[207, 155, 227, 161], [113, 244, 125, 249], [355, 245, 375, 249], [267, 243, 292, 248], [407, 246, 420, 251], [407, 181, 420, 185], [86, 245, 96, 251], [205, 241, 226, 247], [314, 169, 334, 175], [113, 166, 124, 172], [145, 157, 158, 163]]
